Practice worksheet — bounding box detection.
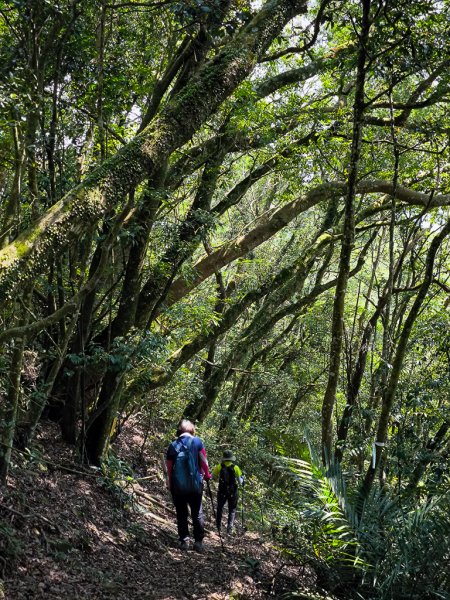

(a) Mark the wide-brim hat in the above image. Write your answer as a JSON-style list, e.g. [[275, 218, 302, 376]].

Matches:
[[222, 450, 236, 462]]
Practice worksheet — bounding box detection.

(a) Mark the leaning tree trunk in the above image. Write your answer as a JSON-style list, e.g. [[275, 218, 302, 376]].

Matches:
[[0, 0, 307, 304], [0, 115, 24, 249], [16, 311, 79, 450], [83, 370, 125, 465], [184, 269, 226, 423], [357, 218, 450, 517], [321, 0, 372, 461], [0, 344, 25, 484], [0, 287, 32, 484], [406, 421, 450, 492]]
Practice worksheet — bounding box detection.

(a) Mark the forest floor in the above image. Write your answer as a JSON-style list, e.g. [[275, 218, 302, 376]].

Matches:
[[0, 421, 315, 599]]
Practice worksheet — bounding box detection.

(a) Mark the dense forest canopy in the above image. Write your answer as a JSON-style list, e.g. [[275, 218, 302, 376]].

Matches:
[[1, 0, 450, 596]]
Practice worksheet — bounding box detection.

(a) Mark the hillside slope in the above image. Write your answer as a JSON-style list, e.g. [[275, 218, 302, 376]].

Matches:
[[0, 422, 313, 599]]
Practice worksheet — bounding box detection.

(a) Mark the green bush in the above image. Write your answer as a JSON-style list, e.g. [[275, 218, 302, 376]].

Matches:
[[100, 453, 137, 510]]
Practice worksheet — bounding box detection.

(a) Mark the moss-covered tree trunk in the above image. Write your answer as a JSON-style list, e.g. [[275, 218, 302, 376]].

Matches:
[[17, 311, 79, 449], [0, 344, 25, 484], [406, 421, 450, 492], [65, 0, 308, 466], [0, 288, 32, 484], [0, 116, 24, 249], [83, 370, 125, 465], [81, 186, 163, 464], [321, 0, 371, 460], [0, 0, 307, 304]]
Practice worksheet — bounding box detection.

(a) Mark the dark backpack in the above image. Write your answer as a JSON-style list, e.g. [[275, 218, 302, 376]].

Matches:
[[219, 462, 237, 495], [171, 436, 202, 495]]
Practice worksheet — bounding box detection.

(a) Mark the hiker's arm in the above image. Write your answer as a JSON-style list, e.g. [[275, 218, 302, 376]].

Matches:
[[235, 465, 244, 485], [199, 448, 212, 479], [166, 459, 173, 489]]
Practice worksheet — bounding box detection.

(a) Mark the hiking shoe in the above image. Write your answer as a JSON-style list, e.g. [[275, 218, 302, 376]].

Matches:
[[178, 538, 189, 550], [226, 527, 233, 535], [193, 541, 204, 553]]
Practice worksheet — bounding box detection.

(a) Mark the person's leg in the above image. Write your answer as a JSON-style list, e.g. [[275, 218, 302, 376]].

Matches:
[[216, 492, 227, 532], [188, 491, 205, 552], [172, 493, 189, 544], [189, 491, 205, 542], [227, 491, 238, 533]]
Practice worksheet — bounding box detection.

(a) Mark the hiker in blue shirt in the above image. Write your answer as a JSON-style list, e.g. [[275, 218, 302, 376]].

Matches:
[[166, 419, 212, 552]]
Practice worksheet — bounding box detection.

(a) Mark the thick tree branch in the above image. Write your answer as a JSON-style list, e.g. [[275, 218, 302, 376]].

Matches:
[[364, 59, 450, 127], [0, 0, 307, 303], [358, 218, 450, 515], [165, 179, 450, 311]]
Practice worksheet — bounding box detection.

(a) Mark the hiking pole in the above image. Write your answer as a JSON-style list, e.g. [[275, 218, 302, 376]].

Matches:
[[206, 480, 225, 552], [241, 481, 246, 532]]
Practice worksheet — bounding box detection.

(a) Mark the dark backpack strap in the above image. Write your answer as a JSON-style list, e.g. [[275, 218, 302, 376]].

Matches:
[[173, 437, 183, 455], [173, 437, 194, 462], [176, 436, 193, 451], [221, 461, 234, 468]]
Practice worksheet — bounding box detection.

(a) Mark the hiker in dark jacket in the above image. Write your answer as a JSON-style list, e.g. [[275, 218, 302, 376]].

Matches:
[[166, 419, 211, 552], [212, 450, 244, 534]]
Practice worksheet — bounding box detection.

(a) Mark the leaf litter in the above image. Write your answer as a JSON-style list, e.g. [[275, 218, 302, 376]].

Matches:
[[0, 421, 313, 599]]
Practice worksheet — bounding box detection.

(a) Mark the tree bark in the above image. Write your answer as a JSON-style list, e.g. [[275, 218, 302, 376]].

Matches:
[[17, 311, 79, 449], [125, 230, 371, 405], [321, 0, 371, 461], [0, 0, 307, 303], [406, 421, 450, 492], [164, 179, 450, 319], [357, 218, 450, 516], [0, 287, 32, 484], [0, 116, 24, 249], [334, 232, 417, 462]]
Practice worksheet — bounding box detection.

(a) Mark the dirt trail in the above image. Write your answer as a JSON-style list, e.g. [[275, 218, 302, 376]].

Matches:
[[0, 423, 310, 599]]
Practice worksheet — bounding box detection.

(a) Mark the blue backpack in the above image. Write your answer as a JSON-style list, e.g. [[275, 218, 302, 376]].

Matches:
[[171, 436, 202, 494]]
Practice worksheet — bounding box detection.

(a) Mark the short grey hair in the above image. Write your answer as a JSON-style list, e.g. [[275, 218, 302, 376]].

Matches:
[[177, 419, 195, 435]]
